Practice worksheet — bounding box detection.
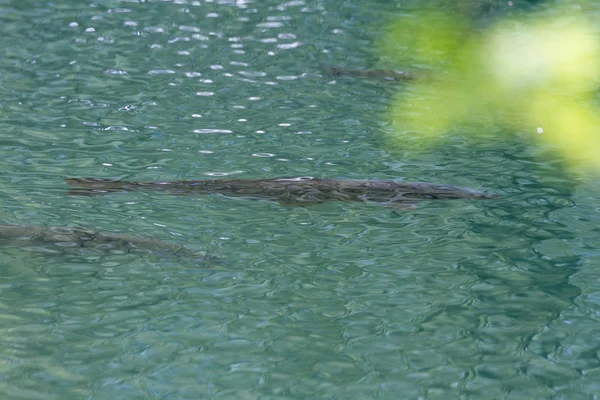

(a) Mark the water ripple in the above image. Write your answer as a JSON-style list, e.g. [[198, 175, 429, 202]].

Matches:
[[0, 0, 599, 398]]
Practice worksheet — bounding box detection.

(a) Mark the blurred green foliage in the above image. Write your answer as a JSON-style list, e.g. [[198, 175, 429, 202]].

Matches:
[[381, 2, 600, 172]]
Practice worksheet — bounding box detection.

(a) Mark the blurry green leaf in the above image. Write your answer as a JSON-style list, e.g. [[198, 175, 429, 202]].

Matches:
[[383, 8, 600, 172]]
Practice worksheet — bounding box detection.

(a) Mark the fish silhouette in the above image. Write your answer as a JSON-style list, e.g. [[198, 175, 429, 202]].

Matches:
[[0, 223, 208, 262], [65, 177, 498, 208], [327, 66, 417, 81]]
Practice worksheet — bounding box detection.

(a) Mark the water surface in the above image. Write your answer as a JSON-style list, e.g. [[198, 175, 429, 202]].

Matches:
[[1, 0, 600, 399]]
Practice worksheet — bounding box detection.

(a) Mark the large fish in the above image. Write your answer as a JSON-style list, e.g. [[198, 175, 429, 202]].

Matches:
[[65, 177, 499, 208], [0, 223, 207, 262]]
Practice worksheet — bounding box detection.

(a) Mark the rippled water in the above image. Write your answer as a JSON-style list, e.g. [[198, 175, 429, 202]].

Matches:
[[1, 0, 600, 399]]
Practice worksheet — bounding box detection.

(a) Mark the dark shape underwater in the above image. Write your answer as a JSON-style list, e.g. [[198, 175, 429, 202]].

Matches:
[[0, 223, 206, 261], [65, 176, 499, 208], [327, 66, 417, 81]]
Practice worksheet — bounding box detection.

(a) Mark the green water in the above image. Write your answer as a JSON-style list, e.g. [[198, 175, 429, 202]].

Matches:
[[1, 0, 600, 399]]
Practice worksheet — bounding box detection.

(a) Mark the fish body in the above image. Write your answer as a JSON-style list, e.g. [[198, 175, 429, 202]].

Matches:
[[65, 177, 498, 207], [327, 67, 416, 81], [0, 223, 206, 261]]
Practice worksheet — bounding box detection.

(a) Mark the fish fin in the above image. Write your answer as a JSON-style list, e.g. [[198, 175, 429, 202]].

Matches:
[[277, 200, 318, 207], [67, 188, 111, 196], [379, 201, 420, 210]]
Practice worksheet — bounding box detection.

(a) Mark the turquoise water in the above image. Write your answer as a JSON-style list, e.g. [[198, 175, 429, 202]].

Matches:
[[1, 0, 600, 399]]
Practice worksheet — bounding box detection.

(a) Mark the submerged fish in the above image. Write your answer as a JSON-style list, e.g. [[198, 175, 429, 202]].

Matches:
[[327, 66, 417, 81], [0, 223, 207, 261], [65, 177, 499, 208]]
